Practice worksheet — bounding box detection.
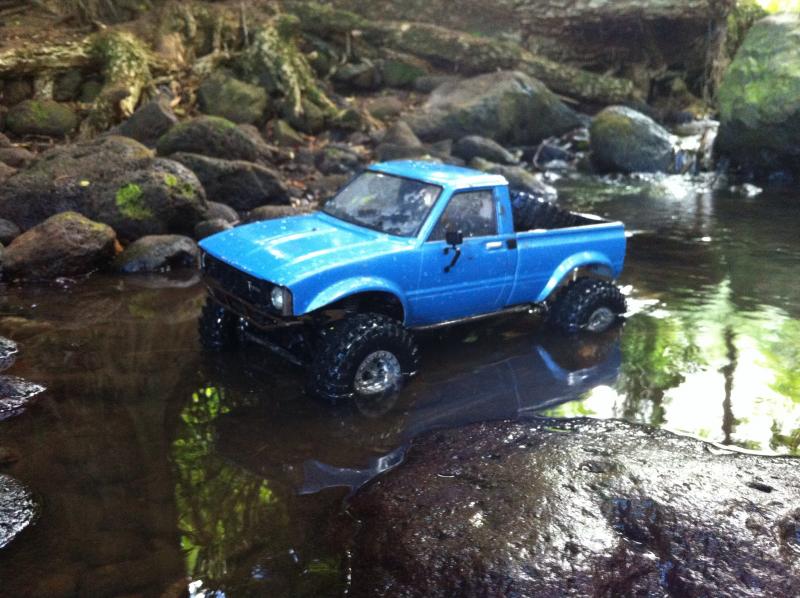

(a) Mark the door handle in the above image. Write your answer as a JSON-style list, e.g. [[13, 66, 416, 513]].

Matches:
[[485, 241, 503, 250]]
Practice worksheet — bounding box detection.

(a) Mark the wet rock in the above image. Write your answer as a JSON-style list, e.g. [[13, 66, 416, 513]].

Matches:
[[0, 162, 14, 184], [716, 14, 800, 178], [198, 70, 268, 125], [169, 152, 289, 211], [0, 146, 35, 168], [1, 79, 33, 107], [156, 116, 263, 162], [307, 174, 348, 199], [79, 79, 103, 104], [205, 201, 239, 224], [5, 100, 78, 138], [0, 337, 17, 371], [469, 157, 555, 197], [316, 144, 363, 175], [348, 419, 800, 596], [194, 218, 232, 240], [590, 106, 674, 173], [0, 132, 10, 147], [0, 219, 20, 246], [366, 96, 405, 121], [1, 375, 45, 419], [115, 98, 179, 148], [0, 474, 38, 549], [383, 120, 423, 148], [453, 135, 517, 165], [0, 136, 208, 240], [270, 119, 305, 147], [112, 235, 199, 273], [408, 71, 580, 145], [2, 212, 116, 280], [246, 205, 305, 223]]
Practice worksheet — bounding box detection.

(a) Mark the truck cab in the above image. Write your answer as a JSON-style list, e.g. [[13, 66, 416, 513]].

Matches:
[[199, 160, 627, 402]]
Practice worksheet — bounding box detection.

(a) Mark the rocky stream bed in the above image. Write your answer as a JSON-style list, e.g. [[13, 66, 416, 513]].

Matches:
[[1, 0, 800, 596]]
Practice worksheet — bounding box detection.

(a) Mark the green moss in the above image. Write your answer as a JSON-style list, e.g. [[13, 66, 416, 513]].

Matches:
[[115, 183, 153, 220], [163, 173, 178, 187]]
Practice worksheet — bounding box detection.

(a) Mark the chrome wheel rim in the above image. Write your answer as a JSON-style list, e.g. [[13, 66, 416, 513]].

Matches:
[[586, 306, 615, 333], [354, 350, 402, 395]]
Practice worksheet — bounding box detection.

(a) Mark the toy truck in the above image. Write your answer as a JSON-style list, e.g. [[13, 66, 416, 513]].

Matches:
[[198, 160, 627, 402]]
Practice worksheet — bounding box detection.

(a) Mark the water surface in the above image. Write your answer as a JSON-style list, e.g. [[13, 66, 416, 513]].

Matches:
[[0, 175, 798, 596]]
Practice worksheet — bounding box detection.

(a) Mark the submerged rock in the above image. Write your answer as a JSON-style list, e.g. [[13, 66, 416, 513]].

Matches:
[[716, 14, 800, 178], [0, 376, 45, 420], [170, 153, 289, 211], [590, 106, 674, 173], [0, 337, 17, 371], [112, 234, 199, 273], [0, 474, 38, 549], [2, 212, 116, 280], [0, 136, 208, 241], [5, 99, 78, 138], [408, 71, 580, 145], [348, 419, 800, 596]]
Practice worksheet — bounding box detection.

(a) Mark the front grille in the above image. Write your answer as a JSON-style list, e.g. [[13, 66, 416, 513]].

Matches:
[[202, 252, 274, 311]]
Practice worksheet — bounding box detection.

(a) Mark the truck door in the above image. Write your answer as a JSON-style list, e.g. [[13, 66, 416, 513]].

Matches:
[[411, 188, 515, 325]]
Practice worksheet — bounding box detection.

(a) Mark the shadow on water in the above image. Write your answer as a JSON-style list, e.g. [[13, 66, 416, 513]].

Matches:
[[0, 175, 798, 595]]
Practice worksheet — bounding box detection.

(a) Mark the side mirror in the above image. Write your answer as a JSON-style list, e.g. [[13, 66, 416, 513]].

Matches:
[[445, 230, 464, 247]]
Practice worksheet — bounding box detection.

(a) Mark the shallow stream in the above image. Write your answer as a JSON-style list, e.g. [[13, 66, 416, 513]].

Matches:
[[0, 174, 798, 596]]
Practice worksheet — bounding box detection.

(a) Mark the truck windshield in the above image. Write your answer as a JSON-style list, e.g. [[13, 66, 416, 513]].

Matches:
[[322, 171, 441, 237]]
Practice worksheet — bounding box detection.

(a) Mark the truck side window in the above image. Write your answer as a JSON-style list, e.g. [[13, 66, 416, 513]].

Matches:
[[429, 190, 497, 241]]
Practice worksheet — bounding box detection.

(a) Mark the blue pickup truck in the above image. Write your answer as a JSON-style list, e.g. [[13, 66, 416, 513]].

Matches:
[[198, 160, 626, 402]]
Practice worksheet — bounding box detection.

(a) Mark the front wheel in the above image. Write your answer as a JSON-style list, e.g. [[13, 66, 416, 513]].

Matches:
[[308, 313, 419, 403], [548, 278, 626, 335]]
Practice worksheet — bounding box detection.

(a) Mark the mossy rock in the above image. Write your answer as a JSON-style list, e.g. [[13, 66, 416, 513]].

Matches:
[[156, 116, 263, 161], [381, 53, 430, 88], [2, 211, 116, 280], [407, 71, 580, 146], [6, 100, 78, 138], [53, 70, 84, 102], [198, 70, 269, 125], [590, 106, 674, 174], [716, 14, 800, 177], [0, 136, 207, 241]]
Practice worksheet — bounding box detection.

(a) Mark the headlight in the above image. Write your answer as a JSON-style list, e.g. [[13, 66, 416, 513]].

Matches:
[[271, 286, 286, 311]]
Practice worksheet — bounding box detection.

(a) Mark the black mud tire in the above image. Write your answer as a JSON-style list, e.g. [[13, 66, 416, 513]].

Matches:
[[548, 278, 626, 335], [198, 296, 240, 351], [308, 313, 419, 404]]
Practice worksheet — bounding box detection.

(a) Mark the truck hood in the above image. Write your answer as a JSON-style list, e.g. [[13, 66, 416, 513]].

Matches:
[[198, 212, 412, 286]]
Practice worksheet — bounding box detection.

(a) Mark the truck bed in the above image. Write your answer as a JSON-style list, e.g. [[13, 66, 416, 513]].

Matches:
[[510, 191, 609, 232]]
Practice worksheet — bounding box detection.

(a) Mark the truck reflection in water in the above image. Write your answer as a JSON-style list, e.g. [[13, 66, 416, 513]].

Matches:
[[210, 320, 621, 497]]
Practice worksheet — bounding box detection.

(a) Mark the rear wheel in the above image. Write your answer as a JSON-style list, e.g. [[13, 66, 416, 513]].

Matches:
[[308, 313, 419, 403], [198, 296, 240, 351], [548, 278, 626, 335]]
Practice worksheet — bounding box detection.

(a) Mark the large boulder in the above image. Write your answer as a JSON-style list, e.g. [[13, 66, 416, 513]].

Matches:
[[112, 235, 199, 273], [5, 99, 78, 137], [2, 212, 116, 279], [169, 153, 289, 212], [197, 70, 269, 125], [347, 418, 800, 596], [407, 71, 580, 145], [115, 98, 179, 148], [590, 106, 674, 173], [0, 136, 208, 241], [715, 14, 800, 178], [156, 116, 265, 162]]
